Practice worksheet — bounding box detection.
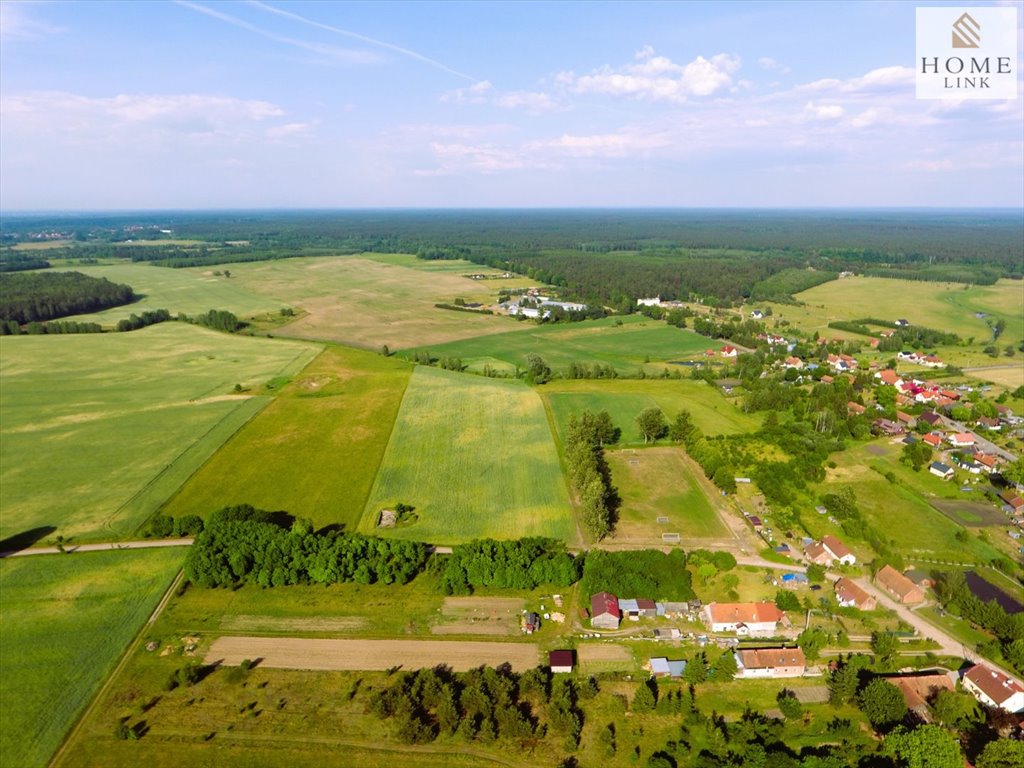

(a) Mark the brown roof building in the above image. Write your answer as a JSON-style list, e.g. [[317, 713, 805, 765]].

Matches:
[[822, 535, 856, 565], [834, 578, 876, 610], [704, 603, 785, 635], [963, 664, 1024, 712], [875, 565, 925, 604], [889, 673, 955, 721], [804, 541, 832, 566], [735, 647, 806, 678]]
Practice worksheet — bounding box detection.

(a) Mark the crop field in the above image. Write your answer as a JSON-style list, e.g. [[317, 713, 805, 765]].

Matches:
[[60, 263, 286, 324], [360, 367, 574, 544], [161, 345, 411, 532], [224, 253, 534, 349], [541, 377, 759, 444], [784, 276, 1023, 347], [605, 447, 730, 543], [0, 548, 183, 768], [820, 442, 1004, 564], [0, 324, 318, 542], [409, 314, 714, 373], [965, 364, 1024, 389]]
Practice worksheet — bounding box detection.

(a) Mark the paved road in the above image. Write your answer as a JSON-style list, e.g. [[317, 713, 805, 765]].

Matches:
[[0, 538, 194, 558], [939, 416, 1018, 463]]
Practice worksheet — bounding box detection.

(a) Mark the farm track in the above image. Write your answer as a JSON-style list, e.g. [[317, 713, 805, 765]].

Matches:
[[0, 538, 194, 558]]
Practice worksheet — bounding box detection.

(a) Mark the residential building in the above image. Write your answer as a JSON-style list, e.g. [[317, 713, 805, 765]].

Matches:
[[889, 673, 955, 722], [929, 462, 954, 480], [834, 578, 876, 610], [549, 650, 575, 674], [875, 565, 925, 604], [649, 657, 687, 678], [822, 535, 856, 565], [704, 603, 785, 636], [591, 592, 621, 630], [948, 432, 976, 448], [962, 664, 1024, 713], [734, 647, 806, 678]]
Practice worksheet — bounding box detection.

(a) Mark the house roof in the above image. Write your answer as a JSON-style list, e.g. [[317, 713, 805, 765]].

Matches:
[[736, 647, 806, 670], [876, 565, 922, 601], [877, 369, 901, 386], [804, 541, 830, 562], [929, 461, 953, 474], [618, 598, 640, 613], [549, 650, 574, 668], [847, 402, 866, 414], [896, 411, 914, 423], [890, 673, 954, 712], [999, 491, 1024, 509], [834, 577, 872, 607], [636, 598, 657, 611], [919, 411, 941, 424], [903, 569, 931, 586], [822, 535, 852, 560], [964, 664, 1024, 706], [950, 432, 975, 443], [650, 657, 687, 677], [923, 433, 942, 446], [591, 592, 621, 618], [708, 602, 784, 625]]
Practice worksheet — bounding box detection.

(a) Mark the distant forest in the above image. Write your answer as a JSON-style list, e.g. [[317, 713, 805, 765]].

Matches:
[[2, 210, 1021, 305], [0, 271, 135, 324]]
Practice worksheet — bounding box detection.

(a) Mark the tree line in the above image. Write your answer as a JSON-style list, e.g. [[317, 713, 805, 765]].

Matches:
[[438, 538, 580, 595], [0, 271, 135, 324], [580, 548, 696, 601], [564, 410, 619, 539]]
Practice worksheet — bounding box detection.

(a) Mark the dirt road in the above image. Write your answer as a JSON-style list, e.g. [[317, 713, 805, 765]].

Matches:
[[0, 537, 194, 558]]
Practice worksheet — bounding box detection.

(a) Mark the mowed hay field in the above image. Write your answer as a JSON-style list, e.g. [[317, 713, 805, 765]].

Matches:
[[785, 276, 1024, 347], [606, 447, 730, 543], [360, 367, 573, 543], [225, 253, 534, 349], [60, 263, 287, 324], [542, 378, 760, 444], [0, 324, 318, 542], [409, 314, 713, 373], [162, 346, 411, 532], [0, 548, 183, 768]]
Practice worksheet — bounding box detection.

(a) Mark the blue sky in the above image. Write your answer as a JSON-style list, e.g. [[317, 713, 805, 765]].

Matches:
[[1, 0, 1021, 209]]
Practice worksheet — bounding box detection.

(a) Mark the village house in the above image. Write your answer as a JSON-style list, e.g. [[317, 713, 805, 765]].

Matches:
[[549, 650, 575, 674], [847, 401, 866, 416], [834, 578, 876, 610], [947, 432, 976, 448], [976, 416, 1001, 431], [922, 433, 943, 448], [895, 411, 916, 428], [590, 592, 621, 630], [649, 657, 687, 678], [974, 453, 999, 473], [929, 462, 955, 480], [875, 565, 925, 604], [999, 490, 1024, 515], [820, 375, 835, 384], [618, 598, 657, 620], [750, 310, 764, 319], [895, 319, 910, 327], [903, 569, 934, 589], [804, 541, 832, 566], [876, 369, 901, 386], [720, 345, 738, 358], [919, 411, 942, 427], [703, 603, 785, 636], [872, 418, 905, 436], [962, 664, 1024, 713], [734, 647, 806, 679], [921, 355, 945, 368], [888, 673, 955, 722], [783, 356, 804, 370], [822, 535, 856, 565], [637, 297, 662, 307]]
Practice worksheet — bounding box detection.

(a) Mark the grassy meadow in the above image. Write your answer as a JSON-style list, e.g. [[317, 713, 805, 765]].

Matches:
[[605, 447, 731, 543], [0, 324, 318, 542], [360, 366, 574, 544], [0, 548, 184, 768], [541, 377, 760, 445], [161, 345, 412, 532], [224, 253, 536, 349], [59, 263, 286, 324], [410, 314, 714, 373]]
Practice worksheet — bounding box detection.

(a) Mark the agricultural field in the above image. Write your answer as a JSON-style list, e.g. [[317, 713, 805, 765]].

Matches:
[[59, 263, 286, 324], [542, 377, 760, 445], [0, 548, 184, 768], [410, 314, 714, 373], [605, 447, 731, 544], [360, 367, 574, 544], [779, 276, 1023, 347], [0, 323, 318, 542], [224, 253, 535, 349], [161, 345, 411, 532]]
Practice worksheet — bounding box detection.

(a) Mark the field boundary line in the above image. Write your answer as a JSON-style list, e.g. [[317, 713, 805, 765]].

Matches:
[[49, 568, 185, 768], [539, 388, 586, 549]]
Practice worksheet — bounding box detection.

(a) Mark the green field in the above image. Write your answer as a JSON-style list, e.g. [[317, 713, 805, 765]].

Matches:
[[0, 548, 184, 768], [606, 447, 730, 543], [541, 377, 760, 444], [781, 276, 1024, 348], [409, 314, 714, 373], [224, 253, 536, 350], [161, 345, 411, 531], [59, 263, 287, 324], [360, 366, 574, 543], [0, 324, 318, 542]]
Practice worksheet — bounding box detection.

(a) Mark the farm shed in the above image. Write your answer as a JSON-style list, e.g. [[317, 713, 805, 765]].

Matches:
[[549, 650, 574, 674]]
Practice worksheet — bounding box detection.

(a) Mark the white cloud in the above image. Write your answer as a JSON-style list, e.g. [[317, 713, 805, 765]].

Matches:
[[0, 2, 64, 41], [799, 66, 914, 94], [440, 80, 494, 105], [804, 102, 845, 120], [266, 122, 314, 138], [441, 81, 560, 113], [531, 130, 672, 158], [559, 47, 741, 103]]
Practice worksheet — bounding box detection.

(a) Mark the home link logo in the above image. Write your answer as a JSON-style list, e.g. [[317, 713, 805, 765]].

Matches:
[[951, 12, 980, 49], [916, 7, 1017, 100]]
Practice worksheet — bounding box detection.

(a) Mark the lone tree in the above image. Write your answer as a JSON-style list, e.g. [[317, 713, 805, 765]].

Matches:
[[526, 354, 551, 385], [858, 678, 907, 730], [636, 408, 668, 444]]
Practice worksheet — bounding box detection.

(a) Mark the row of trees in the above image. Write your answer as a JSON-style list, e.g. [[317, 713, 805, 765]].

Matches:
[[438, 538, 580, 595], [0, 271, 135, 323], [116, 308, 171, 332], [671, 409, 738, 494], [184, 505, 428, 588], [564, 410, 619, 539], [580, 548, 696, 601], [0, 319, 103, 335]]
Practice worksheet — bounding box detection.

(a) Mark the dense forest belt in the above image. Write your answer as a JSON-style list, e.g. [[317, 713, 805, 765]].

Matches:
[[0, 270, 135, 323]]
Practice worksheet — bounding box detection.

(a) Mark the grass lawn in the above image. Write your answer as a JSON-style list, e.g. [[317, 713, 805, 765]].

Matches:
[[0, 548, 184, 768], [224, 253, 535, 350], [408, 314, 714, 373], [360, 366, 574, 544], [784, 276, 1024, 348], [0, 324, 318, 542], [161, 345, 411, 532], [59, 263, 286, 324], [605, 447, 730, 543], [541, 377, 760, 444]]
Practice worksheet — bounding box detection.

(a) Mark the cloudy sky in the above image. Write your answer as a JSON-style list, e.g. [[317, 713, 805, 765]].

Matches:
[[1, 0, 1021, 209]]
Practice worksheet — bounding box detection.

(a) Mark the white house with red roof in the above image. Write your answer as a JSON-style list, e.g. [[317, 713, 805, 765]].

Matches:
[[703, 603, 784, 636], [720, 345, 737, 358], [822, 535, 856, 565], [948, 432, 976, 448], [962, 664, 1024, 713], [590, 592, 621, 630]]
